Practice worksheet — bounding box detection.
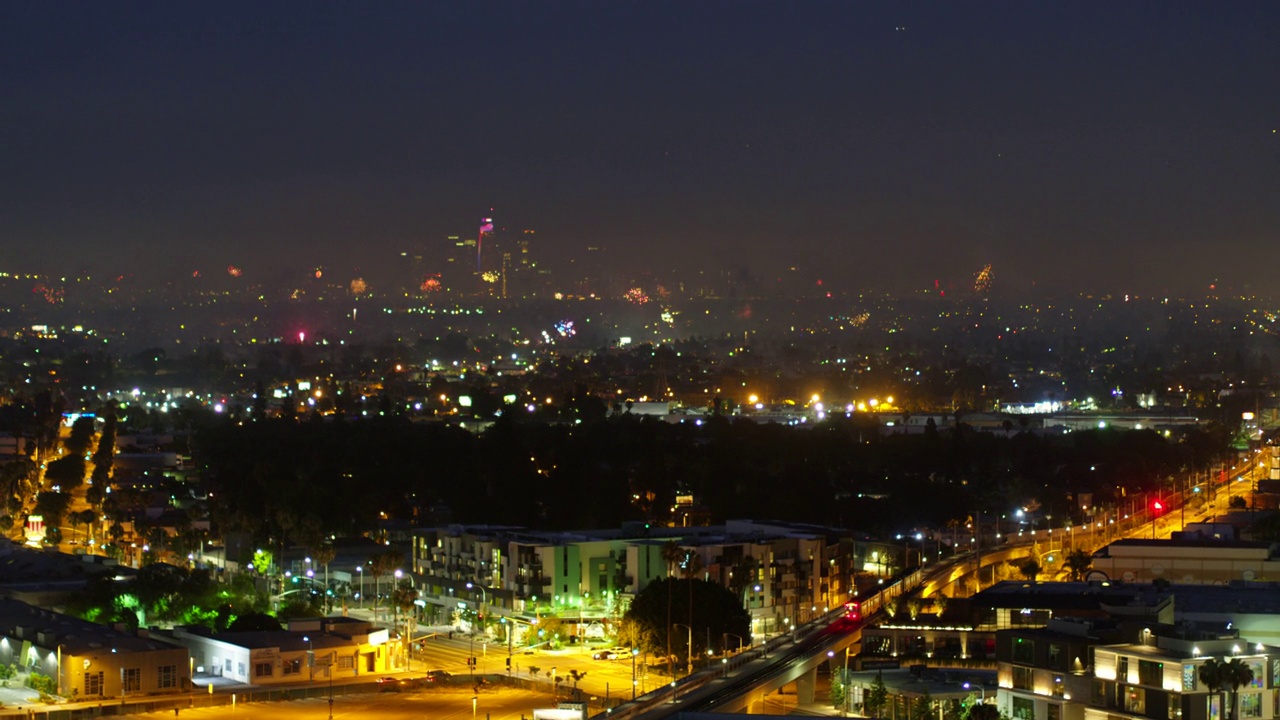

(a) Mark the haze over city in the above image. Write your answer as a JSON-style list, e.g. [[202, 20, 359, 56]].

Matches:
[[5, 2, 1280, 294]]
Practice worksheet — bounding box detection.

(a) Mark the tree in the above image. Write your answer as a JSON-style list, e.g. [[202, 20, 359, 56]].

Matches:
[[1200, 657, 1255, 720], [934, 593, 950, 618], [65, 416, 96, 456], [679, 548, 705, 661], [34, 491, 72, 526], [527, 615, 570, 649], [865, 671, 888, 718], [70, 508, 98, 544], [912, 687, 936, 720], [1018, 559, 1041, 582], [831, 667, 853, 713], [1064, 549, 1093, 582], [623, 577, 749, 668], [44, 455, 86, 490], [660, 540, 683, 665], [567, 668, 587, 698], [311, 543, 337, 612], [391, 579, 419, 638], [368, 549, 403, 621], [228, 612, 283, 632]]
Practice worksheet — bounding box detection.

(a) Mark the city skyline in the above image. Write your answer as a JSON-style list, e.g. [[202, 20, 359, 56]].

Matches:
[[4, 2, 1279, 294]]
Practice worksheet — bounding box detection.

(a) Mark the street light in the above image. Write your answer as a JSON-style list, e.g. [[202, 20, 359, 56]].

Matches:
[[327, 651, 335, 720], [963, 681, 987, 703], [631, 647, 641, 699], [356, 566, 363, 609], [673, 623, 693, 677], [466, 582, 487, 676], [392, 569, 403, 641], [303, 635, 314, 684], [723, 633, 745, 655]]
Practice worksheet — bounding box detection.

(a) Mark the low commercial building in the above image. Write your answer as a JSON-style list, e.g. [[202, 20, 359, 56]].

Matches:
[[1090, 539, 1280, 585], [0, 599, 190, 700], [170, 617, 396, 685]]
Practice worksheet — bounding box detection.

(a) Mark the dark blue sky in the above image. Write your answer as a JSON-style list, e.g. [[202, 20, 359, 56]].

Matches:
[[3, 2, 1278, 293]]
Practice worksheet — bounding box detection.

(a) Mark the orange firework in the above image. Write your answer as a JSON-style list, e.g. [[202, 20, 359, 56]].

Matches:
[[227, 265, 243, 277], [974, 264, 994, 293], [350, 277, 368, 295]]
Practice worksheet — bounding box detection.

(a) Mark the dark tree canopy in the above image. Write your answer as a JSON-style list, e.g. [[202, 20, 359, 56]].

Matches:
[[624, 578, 750, 660], [43, 455, 86, 489], [194, 413, 1230, 545], [66, 416, 96, 456], [228, 612, 284, 632]]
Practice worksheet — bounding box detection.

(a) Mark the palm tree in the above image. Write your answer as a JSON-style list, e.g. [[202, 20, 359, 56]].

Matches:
[[368, 549, 401, 622], [1199, 657, 1254, 720], [660, 540, 682, 668], [1064, 549, 1093, 582], [1200, 658, 1227, 720], [311, 543, 337, 613], [1222, 658, 1255, 720], [680, 548, 704, 663], [1019, 558, 1041, 581], [568, 669, 587, 699], [391, 578, 420, 659]]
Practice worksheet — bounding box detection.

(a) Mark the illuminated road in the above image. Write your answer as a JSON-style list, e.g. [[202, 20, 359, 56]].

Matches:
[[413, 633, 666, 704], [125, 687, 555, 720]]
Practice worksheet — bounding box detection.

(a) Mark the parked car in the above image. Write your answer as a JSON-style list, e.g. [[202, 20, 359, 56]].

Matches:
[[592, 650, 615, 660]]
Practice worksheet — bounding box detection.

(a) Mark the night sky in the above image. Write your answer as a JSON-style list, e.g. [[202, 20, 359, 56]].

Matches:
[[4, 2, 1279, 293]]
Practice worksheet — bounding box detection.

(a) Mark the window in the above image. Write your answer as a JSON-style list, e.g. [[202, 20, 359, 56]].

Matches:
[[283, 658, 302, 675], [158, 665, 177, 689], [1117, 656, 1130, 681], [1183, 665, 1197, 692], [1013, 638, 1036, 664], [1013, 667, 1035, 691], [254, 662, 273, 677], [1168, 694, 1183, 720], [1123, 686, 1145, 714], [338, 656, 354, 670], [863, 636, 892, 656], [237, 662, 246, 677], [84, 671, 103, 696], [1047, 703, 1061, 720], [1048, 644, 1064, 671], [1240, 693, 1262, 718], [1139, 660, 1164, 687], [224, 659, 232, 673], [1246, 661, 1264, 689], [1012, 697, 1035, 720], [123, 668, 141, 693]]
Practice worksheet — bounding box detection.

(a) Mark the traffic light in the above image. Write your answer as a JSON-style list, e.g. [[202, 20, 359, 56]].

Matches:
[[505, 657, 511, 668]]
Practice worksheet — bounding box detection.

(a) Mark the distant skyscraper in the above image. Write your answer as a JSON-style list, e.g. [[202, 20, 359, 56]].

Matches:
[[477, 217, 495, 274], [443, 235, 477, 295]]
